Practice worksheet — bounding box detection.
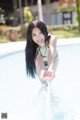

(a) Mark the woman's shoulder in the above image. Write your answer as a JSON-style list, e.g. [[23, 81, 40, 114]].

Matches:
[[49, 34, 57, 45], [50, 34, 57, 40]]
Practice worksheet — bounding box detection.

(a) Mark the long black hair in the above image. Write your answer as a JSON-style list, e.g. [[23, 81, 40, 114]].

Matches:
[[25, 20, 49, 78]]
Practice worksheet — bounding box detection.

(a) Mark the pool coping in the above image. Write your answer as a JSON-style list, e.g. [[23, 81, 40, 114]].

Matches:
[[0, 37, 80, 56]]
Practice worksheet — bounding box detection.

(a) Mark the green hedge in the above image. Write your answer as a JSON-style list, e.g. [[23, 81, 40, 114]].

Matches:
[[0, 24, 79, 43], [47, 24, 78, 31]]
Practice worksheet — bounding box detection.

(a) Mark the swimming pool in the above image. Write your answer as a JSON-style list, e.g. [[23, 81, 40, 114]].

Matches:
[[0, 45, 80, 120]]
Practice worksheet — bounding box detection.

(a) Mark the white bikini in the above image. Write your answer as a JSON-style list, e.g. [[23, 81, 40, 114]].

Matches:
[[36, 45, 59, 75]]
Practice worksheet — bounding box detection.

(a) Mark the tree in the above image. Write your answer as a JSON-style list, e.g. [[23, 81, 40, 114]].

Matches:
[[57, 0, 80, 32], [24, 7, 33, 23], [0, 7, 5, 24], [76, 0, 80, 32]]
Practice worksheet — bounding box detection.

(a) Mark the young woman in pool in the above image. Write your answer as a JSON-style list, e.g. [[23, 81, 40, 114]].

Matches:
[[25, 20, 59, 84], [25, 20, 74, 120]]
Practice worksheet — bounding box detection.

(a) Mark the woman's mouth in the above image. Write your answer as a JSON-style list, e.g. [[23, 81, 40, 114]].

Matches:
[[37, 39, 43, 42]]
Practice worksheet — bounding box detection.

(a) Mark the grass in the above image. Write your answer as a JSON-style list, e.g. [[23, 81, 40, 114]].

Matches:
[[0, 36, 25, 43], [51, 30, 80, 39]]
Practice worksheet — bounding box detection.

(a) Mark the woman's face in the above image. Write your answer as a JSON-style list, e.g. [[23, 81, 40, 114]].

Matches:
[[32, 27, 45, 46]]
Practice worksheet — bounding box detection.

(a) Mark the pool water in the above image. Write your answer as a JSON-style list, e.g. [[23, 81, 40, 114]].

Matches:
[[0, 45, 80, 120]]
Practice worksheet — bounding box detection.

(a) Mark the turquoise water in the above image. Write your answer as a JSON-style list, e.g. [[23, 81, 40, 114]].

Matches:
[[0, 45, 80, 120]]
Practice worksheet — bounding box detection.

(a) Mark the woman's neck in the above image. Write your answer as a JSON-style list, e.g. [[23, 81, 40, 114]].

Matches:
[[39, 42, 45, 47]]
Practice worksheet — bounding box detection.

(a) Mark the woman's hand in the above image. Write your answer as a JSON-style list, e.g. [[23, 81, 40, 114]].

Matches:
[[45, 70, 55, 81], [39, 70, 47, 81], [39, 70, 55, 82]]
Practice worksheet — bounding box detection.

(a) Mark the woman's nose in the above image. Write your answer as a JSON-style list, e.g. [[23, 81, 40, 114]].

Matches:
[[36, 35, 40, 39]]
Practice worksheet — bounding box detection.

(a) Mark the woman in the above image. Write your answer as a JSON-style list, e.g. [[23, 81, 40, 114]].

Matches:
[[25, 20, 59, 83], [25, 20, 74, 120]]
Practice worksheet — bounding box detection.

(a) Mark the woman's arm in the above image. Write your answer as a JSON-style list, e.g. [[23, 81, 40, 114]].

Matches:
[[35, 35, 57, 81], [35, 54, 47, 80], [46, 35, 57, 80], [35, 54, 46, 71], [48, 35, 57, 70]]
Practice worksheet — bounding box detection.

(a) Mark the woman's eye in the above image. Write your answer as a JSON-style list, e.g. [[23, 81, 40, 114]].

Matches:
[[32, 34, 36, 36], [40, 32, 42, 34]]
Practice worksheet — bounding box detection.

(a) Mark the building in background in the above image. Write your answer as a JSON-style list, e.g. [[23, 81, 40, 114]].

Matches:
[[0, 0, 77, 26]]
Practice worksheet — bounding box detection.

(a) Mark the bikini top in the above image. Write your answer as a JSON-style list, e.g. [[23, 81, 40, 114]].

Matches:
[[36, 45, 58, 67]]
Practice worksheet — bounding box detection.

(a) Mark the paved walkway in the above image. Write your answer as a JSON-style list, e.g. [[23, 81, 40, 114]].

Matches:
[[0, 37, 80, 56]]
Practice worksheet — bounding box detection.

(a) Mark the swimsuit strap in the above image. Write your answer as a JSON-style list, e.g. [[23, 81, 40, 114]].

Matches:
[[37, 46, 49, 58]]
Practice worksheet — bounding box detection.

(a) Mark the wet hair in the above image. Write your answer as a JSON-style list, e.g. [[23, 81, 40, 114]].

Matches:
[[25, 20, 50, 78]]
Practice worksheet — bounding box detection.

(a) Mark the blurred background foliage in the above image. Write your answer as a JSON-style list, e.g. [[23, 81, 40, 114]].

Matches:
[[0, 0, 80, 43]]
